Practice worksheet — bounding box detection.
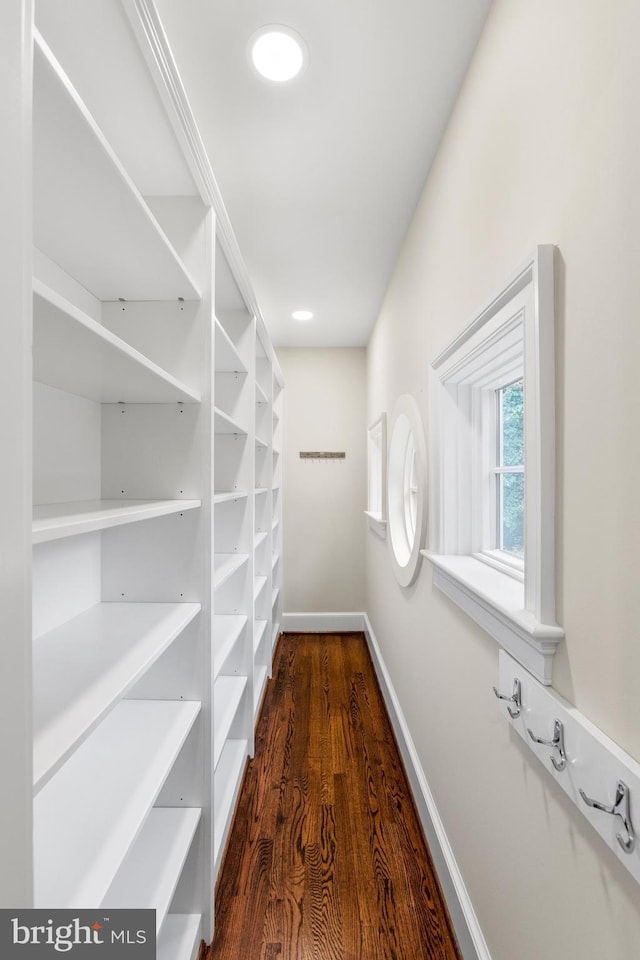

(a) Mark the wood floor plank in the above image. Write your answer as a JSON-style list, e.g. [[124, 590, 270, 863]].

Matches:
[[210, 633, 461, 960]]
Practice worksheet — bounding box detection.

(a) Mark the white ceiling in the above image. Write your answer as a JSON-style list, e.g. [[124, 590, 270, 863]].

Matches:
[[153, 0, 492, 347], [36, 0, 492, 348]]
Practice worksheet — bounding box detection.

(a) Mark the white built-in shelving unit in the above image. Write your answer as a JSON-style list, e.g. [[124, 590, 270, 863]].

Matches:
[[272, 372, 285, 649], [7, 1, 284, 955]]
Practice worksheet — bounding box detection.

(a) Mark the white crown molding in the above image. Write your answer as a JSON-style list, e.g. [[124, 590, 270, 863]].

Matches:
[[121, 0, 282, 380]]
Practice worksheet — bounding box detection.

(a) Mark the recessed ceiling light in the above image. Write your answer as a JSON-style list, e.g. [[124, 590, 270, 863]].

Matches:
[[249, 26, 309, 83], [292, 310, 313, 321]]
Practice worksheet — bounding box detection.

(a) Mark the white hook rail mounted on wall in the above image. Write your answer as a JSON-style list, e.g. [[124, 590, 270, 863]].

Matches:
[[495, 649, 640, 883]]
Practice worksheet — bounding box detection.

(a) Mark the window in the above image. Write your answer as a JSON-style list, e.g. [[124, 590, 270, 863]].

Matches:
[[493, 379, 524, 561], [426, 246, 563, 684], [474, 375, 525, 581], [365, 413, 387, 536], [403, 433, 417, 546], [387, 395, 427, 587]]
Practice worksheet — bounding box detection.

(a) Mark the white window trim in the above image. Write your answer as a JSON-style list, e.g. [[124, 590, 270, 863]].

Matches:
[[365, 412, 387, 537], [424, 245, 563, 684]]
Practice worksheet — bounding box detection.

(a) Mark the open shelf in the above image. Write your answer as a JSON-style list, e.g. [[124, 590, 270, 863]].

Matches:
[[255, 531, 268, 550], [214, 738, 248, 865], [34, 698, 201, 907], [33, 280, 201, 403], [254, 576, 268, 601], [214, 407, 248, 436], [214, 318, 247, 374], [214, 615, 247, 680], [254, 618, 268, 655], [102, 806, 201, 933], [33, 601, 201, 792], [214, 491, 248, 505], [213, 676, 247, 768], [213, 553, 249, 590], [254, 665, 268, 715], [33, 498, 201, 544], [255, 434, 269, 449], [33, 33, 199, 302], [157, 915, 202, 960], [255, 383, 268, 404]]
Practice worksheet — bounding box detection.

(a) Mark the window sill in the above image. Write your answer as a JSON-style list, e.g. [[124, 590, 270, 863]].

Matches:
[[422, 552, 564, 684], [364, 511, 387, 538]]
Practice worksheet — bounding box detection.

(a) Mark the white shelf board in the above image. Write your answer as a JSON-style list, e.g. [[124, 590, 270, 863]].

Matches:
[[272, 587, 280, 607], [214, 491, 248, 505], [255, 435, 269, 449], [214, 318, 246, 374], [157, 915, 202, 960], [254, 618, 268, 655], [213, 676, 247, 769], [213, 553, 248, 590], [272, 517, 281, 532], [254, 575, 268, 601], [33, 498, 201, 544], [33, 280, 200, 403], [255, 382, 268, 404], [214, 407, 248, 436], [34, 699, 201, 907], [255, 487, 268, 497], [33, 34, 199, 302], [272, 551, 281, 569], [102, 807, 201, 933], [214, 615, 247, 681], [255, 531, 268, 550], [254, 665, 268, 715], [272, 622, 280, 648], [214, 739, 248, 866], [34, 601, 201, 792]]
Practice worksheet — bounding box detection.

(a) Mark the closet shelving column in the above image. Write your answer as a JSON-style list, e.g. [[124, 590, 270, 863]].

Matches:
[[32, 28, 210, 959], [271, 371, 284, 649], [253, 333, 274, 718], [212, 305, 254, 877]]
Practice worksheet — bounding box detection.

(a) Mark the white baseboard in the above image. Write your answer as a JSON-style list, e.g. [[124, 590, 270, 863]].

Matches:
[[363, 613, 491, 960], [282, 612, 366, 632]]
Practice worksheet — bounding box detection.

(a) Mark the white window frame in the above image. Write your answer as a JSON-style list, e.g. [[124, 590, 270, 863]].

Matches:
[[425, 246, 563, 683], [365, 413, 387, 536]]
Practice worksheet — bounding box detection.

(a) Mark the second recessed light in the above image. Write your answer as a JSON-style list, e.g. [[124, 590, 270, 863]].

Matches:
[[292, 310, 314, 321]]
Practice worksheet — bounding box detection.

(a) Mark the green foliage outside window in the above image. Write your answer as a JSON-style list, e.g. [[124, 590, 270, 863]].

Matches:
[[499, 381, 524, 554]]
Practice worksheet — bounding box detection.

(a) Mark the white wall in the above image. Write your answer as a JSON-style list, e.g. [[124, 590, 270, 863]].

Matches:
[[366, 2, 640, 958], [277, 348, 366, 614]]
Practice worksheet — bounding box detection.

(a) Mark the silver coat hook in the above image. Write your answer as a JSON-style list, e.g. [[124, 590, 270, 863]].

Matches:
[[527, 718, 567, 772], [493, 678, 521, 719], [579, 779, 635, 854]]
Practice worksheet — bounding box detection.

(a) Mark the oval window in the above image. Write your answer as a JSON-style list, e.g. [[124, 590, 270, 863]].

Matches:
[[387, 395, 427, 586]]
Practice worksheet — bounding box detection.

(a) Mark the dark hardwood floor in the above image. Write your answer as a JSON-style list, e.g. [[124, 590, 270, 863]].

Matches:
[[209, 632, 461, 960]]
